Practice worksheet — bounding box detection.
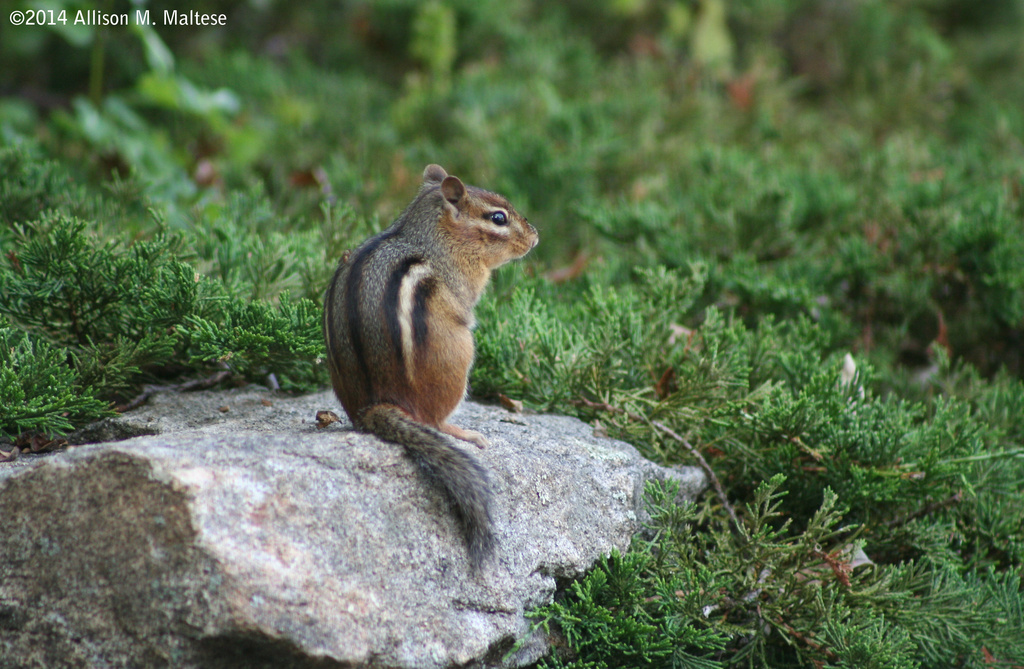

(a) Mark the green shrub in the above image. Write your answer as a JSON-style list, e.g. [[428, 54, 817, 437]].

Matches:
[[184, 296, 326, 392], [0, 156, 332, 437], [0, 326, 113, 440], [532, 479, 1024, 668]]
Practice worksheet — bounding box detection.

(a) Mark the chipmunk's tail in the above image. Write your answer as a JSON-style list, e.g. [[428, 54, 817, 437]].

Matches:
[[362, 404, 495, 570]]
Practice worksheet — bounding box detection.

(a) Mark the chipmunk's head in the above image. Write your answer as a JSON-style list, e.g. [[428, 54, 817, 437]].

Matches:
[[422, 164, 538, 270]]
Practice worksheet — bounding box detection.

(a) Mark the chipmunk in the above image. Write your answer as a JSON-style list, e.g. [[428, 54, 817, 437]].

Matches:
[[323, 164, 538, 569]]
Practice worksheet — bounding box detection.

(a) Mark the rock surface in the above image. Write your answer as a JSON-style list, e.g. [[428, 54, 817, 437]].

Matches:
[[0, 389, 705, 669]]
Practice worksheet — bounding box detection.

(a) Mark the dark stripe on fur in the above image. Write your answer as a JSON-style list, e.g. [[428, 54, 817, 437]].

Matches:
[[412, 277, 436, 351], [384, 256, 424, 375], [345, 230, 399, 400]]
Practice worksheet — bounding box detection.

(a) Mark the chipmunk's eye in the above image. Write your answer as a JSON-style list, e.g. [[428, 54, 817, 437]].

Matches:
[[489, 211, 508, 226]]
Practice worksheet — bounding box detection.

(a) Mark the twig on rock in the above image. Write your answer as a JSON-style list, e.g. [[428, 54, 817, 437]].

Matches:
[[116, 370, 233, 413]]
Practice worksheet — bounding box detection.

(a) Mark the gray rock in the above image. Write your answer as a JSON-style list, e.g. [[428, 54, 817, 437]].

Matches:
[[0, 389, 705, 669]]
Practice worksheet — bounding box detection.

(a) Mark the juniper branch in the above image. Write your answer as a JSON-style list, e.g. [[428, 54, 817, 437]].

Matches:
[[884, 491, 963, 529], [652, 419, 741, 531], [569, 395, 740, 530]]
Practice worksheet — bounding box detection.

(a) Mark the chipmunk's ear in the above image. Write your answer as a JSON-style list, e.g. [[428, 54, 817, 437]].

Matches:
[[422, 164, 448, 184], [440, 175, 467, 208]]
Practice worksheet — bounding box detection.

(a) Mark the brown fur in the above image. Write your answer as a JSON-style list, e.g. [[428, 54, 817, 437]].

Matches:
[[323, 165, 537, 569]]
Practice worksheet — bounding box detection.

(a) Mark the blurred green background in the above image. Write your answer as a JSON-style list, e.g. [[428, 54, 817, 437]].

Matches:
[[3, 0, 1023, 378]]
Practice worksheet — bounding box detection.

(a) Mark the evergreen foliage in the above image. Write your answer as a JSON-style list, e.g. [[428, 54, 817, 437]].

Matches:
[[0, 147, 94, 230], [0, 326, 113, 440], [184, 296, 325, 392], [0, 146, 331, 437], [477, 272, 1024, 664], [531, 479, 1024, 668]]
